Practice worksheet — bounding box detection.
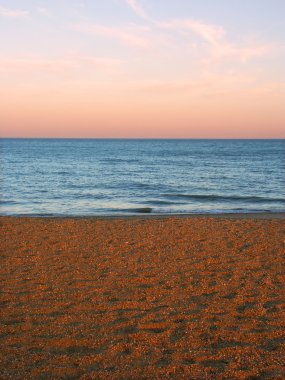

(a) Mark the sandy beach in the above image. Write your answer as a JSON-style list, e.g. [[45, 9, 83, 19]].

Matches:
[[0, 215, 284, 379]]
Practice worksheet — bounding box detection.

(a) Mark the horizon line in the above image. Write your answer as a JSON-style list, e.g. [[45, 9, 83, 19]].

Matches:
[[1, 137, 284, 140]]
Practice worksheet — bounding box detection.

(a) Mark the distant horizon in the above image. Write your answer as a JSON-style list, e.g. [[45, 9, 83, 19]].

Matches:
[[1, 136, 284, 140]]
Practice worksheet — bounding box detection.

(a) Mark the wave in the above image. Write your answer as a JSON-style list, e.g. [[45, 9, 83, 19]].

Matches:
[[143, 200, 185, 206], [55, 171, 70, 175], [72, 193, 107, 200], [162, 193, 285, 204], [0, 200, 17, 205], [104, 206, 283, 215], [114, 207, 153, 214]]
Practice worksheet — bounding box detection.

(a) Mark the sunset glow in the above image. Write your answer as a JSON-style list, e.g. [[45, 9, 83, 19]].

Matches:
[[1, 0, 284, 138]]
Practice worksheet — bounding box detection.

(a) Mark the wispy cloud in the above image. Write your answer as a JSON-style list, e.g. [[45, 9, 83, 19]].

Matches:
[[160, 19, 225, 43], [37, 7, 51, 17], [0, 56, 122, 72], [0, 58, 76, 71], [67, 1, 272, 62], [124, 0, 149, 20], [214, 43, 270, 63], [159, 18, 270, 62], [71, 23, 151, 48], [79, 56, 122, 67], [122, 0, 271, 62], [0, 6, 29, 19], [136, 80, 208, 94]]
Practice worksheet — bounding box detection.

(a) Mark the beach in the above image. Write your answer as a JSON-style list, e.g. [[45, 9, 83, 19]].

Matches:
[[1, 215, 284, 379]]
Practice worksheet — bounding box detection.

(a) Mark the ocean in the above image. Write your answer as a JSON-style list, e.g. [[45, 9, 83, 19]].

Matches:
[[0, 139, 284, 216]]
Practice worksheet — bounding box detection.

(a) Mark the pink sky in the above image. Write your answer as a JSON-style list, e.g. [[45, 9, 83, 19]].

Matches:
[[1, 0, 284, 138]]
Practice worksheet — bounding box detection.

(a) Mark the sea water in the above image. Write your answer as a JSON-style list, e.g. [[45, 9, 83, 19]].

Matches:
[[0, 139, 284, 216]]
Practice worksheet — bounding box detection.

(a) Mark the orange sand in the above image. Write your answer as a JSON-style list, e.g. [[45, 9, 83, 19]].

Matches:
[[0, 216, 284, 379]]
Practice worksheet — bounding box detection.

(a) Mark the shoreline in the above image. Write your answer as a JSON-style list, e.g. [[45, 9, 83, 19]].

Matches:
[[1, 211, 284, 220]]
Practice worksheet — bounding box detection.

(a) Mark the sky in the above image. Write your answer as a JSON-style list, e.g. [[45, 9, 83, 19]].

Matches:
[[0, 0, 285, 138]]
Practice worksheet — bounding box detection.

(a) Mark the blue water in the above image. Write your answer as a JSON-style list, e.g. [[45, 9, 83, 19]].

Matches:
[[0, 139, 284, 216]]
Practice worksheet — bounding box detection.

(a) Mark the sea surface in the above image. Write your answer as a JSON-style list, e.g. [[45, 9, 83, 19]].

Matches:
[[0, 139, 284, 216]]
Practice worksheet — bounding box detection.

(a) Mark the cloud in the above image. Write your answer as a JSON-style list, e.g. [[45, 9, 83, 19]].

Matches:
[[71, 23, 151, 48], [0, 6, 29, 18], [0, 56, 123, 72], [124, 0, 148, 20], [159, 18, 270, 62], [212, 43, 270, 63], [137, 80, 208, 94], [0, 58, 76, 71], [160, 19, 225, 44], [37, 7, 51, 17], [68, 1, 271, 62], [79, 56, 123, 70]]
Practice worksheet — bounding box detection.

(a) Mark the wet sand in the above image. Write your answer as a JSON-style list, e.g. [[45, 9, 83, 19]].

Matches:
[[1, 215, 284, 379]]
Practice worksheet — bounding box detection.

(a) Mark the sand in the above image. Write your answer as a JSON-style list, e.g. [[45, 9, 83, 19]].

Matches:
[[0, 215, 284, 379]]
